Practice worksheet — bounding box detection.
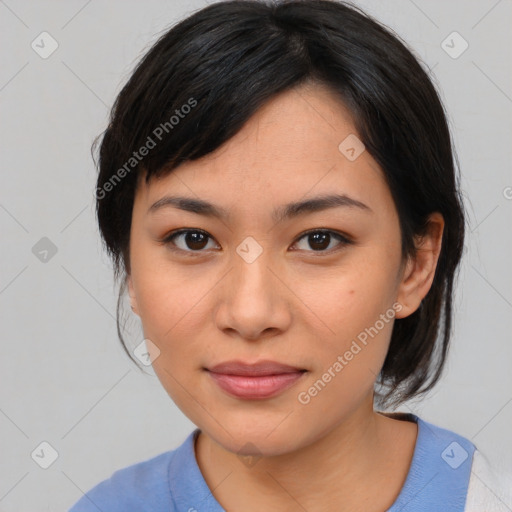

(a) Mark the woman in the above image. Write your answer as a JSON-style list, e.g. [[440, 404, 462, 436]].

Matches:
[[70, 1, 511, 510]]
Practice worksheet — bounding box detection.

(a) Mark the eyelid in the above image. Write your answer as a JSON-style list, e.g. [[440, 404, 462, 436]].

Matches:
[[160, 227, 353, 255]]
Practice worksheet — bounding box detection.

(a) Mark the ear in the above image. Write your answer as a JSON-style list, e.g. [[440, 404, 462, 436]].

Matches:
[[395, 212, 445, 319], [127, 275, 139, 316]]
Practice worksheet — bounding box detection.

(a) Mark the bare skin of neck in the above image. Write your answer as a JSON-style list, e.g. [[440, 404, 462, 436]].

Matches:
[[195, 402, 418, 512]]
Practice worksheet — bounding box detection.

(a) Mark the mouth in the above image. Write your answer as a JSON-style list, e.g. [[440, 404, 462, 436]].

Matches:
[[204, 360, 308, 400]]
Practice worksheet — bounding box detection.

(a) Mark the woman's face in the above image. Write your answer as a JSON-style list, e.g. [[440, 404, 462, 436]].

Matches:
[[128, 83, 423, 456]]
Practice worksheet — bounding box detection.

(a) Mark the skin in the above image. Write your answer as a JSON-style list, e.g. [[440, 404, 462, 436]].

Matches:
[[127, 82, 444, 512]]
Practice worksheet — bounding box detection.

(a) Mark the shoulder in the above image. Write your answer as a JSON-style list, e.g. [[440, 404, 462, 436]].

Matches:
[[384, 412, 477, 511], [411, 414, 512, 511], [465, 450, 512, 512], [67, 433, 194, 512]]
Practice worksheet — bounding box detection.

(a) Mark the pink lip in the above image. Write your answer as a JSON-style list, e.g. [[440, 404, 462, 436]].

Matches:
[[206, 360, 307, 400]]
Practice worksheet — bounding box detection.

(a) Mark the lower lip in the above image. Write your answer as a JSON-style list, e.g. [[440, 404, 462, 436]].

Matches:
[[207, 371, 305, 400]]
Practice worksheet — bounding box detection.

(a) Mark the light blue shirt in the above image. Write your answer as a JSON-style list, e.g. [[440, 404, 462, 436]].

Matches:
[[68, 413, 476, 511]]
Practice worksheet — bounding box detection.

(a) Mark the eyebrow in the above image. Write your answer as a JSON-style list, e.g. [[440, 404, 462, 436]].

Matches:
[[147, 193, 372, 223]]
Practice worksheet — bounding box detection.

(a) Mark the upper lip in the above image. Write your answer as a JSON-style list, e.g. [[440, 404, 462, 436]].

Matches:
[[207, 360, 306, 376]]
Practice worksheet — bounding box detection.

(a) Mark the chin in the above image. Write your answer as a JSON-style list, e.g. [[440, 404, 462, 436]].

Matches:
[[200, 416, 310, 458]]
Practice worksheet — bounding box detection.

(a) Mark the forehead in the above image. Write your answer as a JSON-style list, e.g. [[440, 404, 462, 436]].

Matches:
[[135, 84, 389, 215]]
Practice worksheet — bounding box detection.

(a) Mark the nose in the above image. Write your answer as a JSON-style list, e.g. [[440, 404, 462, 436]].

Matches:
[[213, 248, 292, 342]]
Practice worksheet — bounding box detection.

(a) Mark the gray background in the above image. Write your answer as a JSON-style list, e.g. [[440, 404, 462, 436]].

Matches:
[[0, 0, 511, 510]]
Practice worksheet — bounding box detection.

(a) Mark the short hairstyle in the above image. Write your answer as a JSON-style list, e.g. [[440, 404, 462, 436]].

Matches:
[[93, 0, 466, 409]]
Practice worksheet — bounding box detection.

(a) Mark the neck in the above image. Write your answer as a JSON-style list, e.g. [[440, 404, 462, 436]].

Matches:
[[194, 397, 417, 512]]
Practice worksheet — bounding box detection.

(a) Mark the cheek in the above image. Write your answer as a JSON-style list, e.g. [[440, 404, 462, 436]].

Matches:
[[133, 264, 224, 383], [137, 275, 210, 419], [134, 259, 204, 334], [295, 317, 394, 423], [294, 257, 398, 396], [296, 256, 398, 343]]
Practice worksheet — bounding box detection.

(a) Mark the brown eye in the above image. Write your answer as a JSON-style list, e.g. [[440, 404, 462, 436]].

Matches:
[[163, 229, 217, 252], [293, 230, 352, 253]]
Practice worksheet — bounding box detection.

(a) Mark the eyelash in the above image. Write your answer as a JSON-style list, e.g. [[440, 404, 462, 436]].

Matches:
[[160, 228, 353, 257]]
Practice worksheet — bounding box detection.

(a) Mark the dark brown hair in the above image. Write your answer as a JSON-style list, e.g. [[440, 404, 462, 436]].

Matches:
[[93, 0, 466, 409]]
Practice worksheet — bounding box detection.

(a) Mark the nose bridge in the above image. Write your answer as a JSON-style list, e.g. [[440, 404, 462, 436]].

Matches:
[[231, 234, 276, 304]]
